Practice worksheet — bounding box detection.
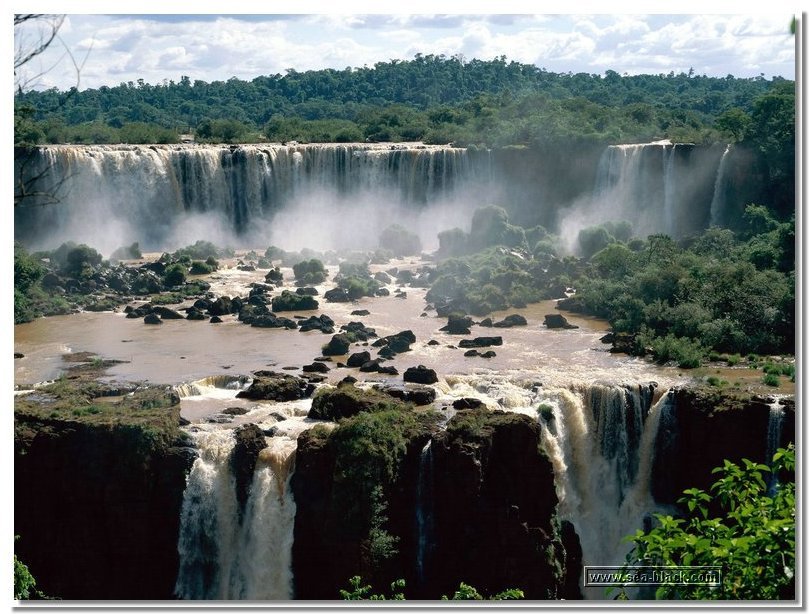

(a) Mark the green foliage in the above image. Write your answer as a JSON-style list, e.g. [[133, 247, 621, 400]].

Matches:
[[162, 263, 187, 287], [271, 290, 318, 312], [292, 258, 327, 285], [14, 537, 43, 600], [340, 577, 523, 601], [619, 445, 795, 600], [762, 372, 781, 387], [578, 225, 615, 259], [649, 334, 703, 368], [110, 242, 142, 261], [367, 486, 400, 566], [189, 260, 217, 275], [172, 240, 224, 261]]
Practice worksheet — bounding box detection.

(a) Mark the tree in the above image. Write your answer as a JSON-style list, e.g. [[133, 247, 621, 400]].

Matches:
[[616, 445, 795, 600]]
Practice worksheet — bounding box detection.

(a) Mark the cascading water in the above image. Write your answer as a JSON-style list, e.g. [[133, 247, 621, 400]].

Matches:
[[415, 439, 435, 587], [709, 144, 732, 227], [766, 399, 785, 495], [174, 429, 297, 600], [663, 144, 678, 236], [14, 143, 478, 253], [537, 383, 673, 596]]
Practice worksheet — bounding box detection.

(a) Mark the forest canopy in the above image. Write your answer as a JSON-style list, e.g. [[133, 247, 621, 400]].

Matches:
[[14, 54, 793, 148]]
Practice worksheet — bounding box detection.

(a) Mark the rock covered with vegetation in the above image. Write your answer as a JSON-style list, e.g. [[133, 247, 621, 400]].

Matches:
[[14, 377, 194, 599]]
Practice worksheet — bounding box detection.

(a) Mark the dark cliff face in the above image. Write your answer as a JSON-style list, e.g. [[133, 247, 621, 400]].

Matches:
[[14, 409, 194, 600], [651, 387, 795, 504], [291, 410, 579, 600]]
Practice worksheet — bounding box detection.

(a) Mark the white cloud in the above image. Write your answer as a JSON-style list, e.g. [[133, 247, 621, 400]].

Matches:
[[13, 13, 797, 92]]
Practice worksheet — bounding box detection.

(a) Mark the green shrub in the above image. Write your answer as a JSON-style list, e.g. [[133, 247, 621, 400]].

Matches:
[[650, 334, 703, 369], [293, 258, 327, 285], [763, 372, 780, 387], [379, 224, 422, 257], [162, 263, 187, 287], [189, 260, 216, 275], [618, 446, 795, 600]]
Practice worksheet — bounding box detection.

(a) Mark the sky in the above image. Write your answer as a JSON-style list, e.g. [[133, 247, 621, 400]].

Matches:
[[12, 7, 800, 93]]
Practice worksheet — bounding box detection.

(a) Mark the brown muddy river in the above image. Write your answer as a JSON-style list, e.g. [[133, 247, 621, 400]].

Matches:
[[16, 255, 761, 422]]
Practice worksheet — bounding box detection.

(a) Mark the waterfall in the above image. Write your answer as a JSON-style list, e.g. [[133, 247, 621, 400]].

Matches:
[[538, 384, 671, 595], [415, 439, 435, 586], [709, 144, 732, 227], [175, 430, 297, 600], [766, 399, 785, 495], [663, 144, 677, 236], [15, 143, 477, 253]]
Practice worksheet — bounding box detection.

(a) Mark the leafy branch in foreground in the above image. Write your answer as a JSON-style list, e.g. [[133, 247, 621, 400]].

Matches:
[[614, 445, 795, 600], [339, 576, 523, 600]]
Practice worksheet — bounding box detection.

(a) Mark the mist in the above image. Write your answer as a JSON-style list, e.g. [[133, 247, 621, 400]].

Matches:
[[14, 141, 733, 260]]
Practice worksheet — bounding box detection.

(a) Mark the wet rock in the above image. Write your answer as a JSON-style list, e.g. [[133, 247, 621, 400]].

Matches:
[[152, 306, 184, 320], [298, 314, 335, 334], [351, 309, 370, 316], [464, 349, 480, 357], [303, 362, 330, 374], [126, 304, 153, 319], [600, 332, 615, 344], [322, 333, 352, 356], [377, 365, 399, 375], [347, 351, 371, 368], [296, 287, 319, 296], [440, 314, 473, 335], [373, 271, 392, 284], [210, 315, 223, 324], [185, 308, 207, 321], [379, 384, 436, 406], [543, 314, 578, 329], [308, 385, 410, 421], [236, 372, 311, 401], [359, 359, 382, 373], [375, 288, 391, 297], [265, 267, 283, 284], [208, 296, 232, 316], [251, 314, 298, 329], [339, 375, 358, 386], [14, 352, 24, 359], [403, 365, 438, 385], [480, 351, 496, 358], [222, 407, 249, 416], [144, 313, 162, 325], [452, 397, 485, 410], [427, 340, 440, 346], [479, 317, 493, 327], [324, 287, 351, 303], [231, 424, 268, 517], [493, 314, 528, 328], [341, 321, 377, 341], [458, 336, 502, 348]]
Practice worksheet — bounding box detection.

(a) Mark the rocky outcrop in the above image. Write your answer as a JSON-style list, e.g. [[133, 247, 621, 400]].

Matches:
[[403, 365, 438, 385], [291, 406, 576, 600], [652, 387, 796, 504], [543, 314, 578, 329], [231, 424, 268, 517], [236, 371, 313, 401], [14, 392, 194, 600]]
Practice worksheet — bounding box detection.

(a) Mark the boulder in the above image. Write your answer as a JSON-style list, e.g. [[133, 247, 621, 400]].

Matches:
[[347, 351, 371, 368], [208, 296, 232, 316], [379, 384, 436, 406], [210, 315, 223, 324], [144, 313, 162, 325], [458, 336, 503, 348], [493, 314, 528, 328], [350, 309, 370, 316], [298, 314, 335, 334], [152, 306, 184, 320], [296, 287, 319, 296], [303, 362, 330, 374], [403, 365, 438, 385], [322, 334, 352, 356], [440, 314, 473, 335], [236, 372, 312, 401], [543, 314, 578, 330], [452, 397, 485, 410], [324, 287, 351, 303], [222, 407, 249, 416], [359, 359, 382, 373], [341, 321, 377, 341], [377, 365, 399, 375]]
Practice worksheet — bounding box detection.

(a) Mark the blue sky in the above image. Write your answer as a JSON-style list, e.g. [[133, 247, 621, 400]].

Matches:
[[12, 8, 800, 92]]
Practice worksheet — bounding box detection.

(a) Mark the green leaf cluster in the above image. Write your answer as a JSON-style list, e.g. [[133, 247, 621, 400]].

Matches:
[[618, 445, 795, 600]]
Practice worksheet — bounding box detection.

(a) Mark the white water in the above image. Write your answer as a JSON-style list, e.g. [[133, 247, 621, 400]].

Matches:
[[415, 440, 435, 586], [16, 143, 480, 254], [766, 399, 785, 495], [174, 429, 297, 600], [663, 144, 678, 236], [709, 144, 732, 227], [538, 385, 673, 597]]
